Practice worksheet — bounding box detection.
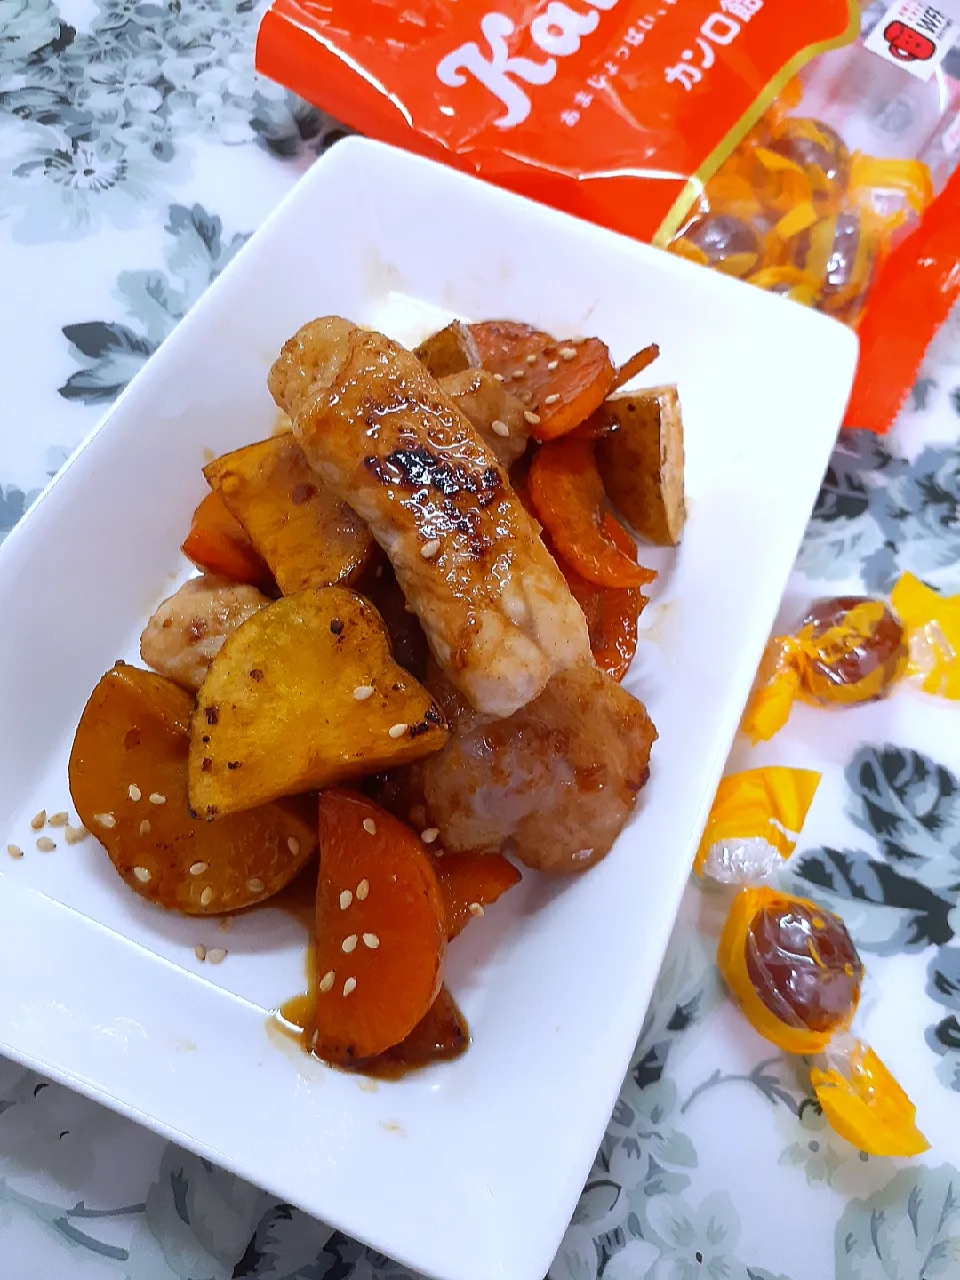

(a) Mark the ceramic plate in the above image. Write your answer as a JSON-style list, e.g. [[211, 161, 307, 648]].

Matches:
[[0, 138, 857, 1280]]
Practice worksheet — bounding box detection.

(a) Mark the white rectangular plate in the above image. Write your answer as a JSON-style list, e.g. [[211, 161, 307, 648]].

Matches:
[[0, 138, 857, 1280]]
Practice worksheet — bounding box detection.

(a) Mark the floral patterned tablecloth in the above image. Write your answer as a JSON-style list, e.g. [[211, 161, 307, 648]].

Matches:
[[3, 2, 960, 1277]]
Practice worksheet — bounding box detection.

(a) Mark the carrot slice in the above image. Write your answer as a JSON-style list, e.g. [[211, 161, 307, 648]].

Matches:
[[611, 343, 660, 392], [314, 791, 446, 1064], [181, 492, 273, 591], [529, 438, 657, 588], [435, 852, 522, 940], [377, 986, 468, 1070], [556, 520, 650, 682], [468, 321, 615, 440]]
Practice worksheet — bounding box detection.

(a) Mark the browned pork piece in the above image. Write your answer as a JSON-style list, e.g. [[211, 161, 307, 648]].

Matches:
[[415, 662, 656, 874], [140, 575, 269, 692], [268, 317, 590, 719]]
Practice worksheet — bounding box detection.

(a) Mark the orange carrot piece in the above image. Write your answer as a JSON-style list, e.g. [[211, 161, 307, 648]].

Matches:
[[611, 344, 660, 392], [468, 321, 615, 440], [529, 438, 657, 588], [314, 791, 446, 1064], [435, 852, 522, 940], [556, 519, 650, 682], [181, 492, 273, 590]]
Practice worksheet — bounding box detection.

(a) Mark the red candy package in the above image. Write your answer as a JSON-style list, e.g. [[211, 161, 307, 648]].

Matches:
[[256, 1, 960, 429]]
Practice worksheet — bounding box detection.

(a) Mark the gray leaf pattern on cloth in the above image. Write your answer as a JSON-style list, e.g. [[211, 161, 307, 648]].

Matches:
[[793, 744, 960, 1089], [799, 430, 960, 594], [0, 0, 347, 243], [60, 201, 250, 402]]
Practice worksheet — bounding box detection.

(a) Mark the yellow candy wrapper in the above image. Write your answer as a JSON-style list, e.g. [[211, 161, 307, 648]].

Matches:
[[740, 574, 960, 744], [717, 888, 927, 1155], [890, 573, 960, 701], [811, 1034, 929, 1158], [694, 767, 820, 884]]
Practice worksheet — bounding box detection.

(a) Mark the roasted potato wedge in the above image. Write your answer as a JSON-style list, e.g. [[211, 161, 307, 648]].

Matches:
[[438, 368, 529, 467], [188, 587, 449, 818], [69, 664, 316, 914], [414, 320, 481, 379], [596, 386, 686, 546], [204, 436, 376, 595]]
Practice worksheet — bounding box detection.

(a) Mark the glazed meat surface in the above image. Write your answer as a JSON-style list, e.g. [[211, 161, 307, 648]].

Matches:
[[140, 575, 269, 692], [416, 662, 656, 873], [268, 317, 590, 718]]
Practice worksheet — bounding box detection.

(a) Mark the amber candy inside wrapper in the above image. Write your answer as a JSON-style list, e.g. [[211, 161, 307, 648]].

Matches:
[[672, 212, 762, 279], [798, 596, 908, 705], [782, 211, 876, 325], [763, 118, 851, 210], [718, 887, 863, 1055]]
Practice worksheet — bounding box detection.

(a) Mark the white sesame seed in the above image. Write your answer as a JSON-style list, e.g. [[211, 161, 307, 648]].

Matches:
[[525, 353, 538, 365], [6, 844, 23, 859], [30, 811, 46, 830], [127, 784, 141, 802], [356, 878, 369, 901], [200, 886, 214, 907], [420, 538, 441, 560], [93, 812, 116, 829], [219, 917, 232, 933], [195, 944, 207, 962], [189, 861, 208, 876], [362, 932, 380, 949], [206, 948, 227, 965], [246, 877, 265, 894], [544, 393, 560, 405], [388, 723, 407, 739], [559, 346, 577, 360], [64, 825, 88, 845], [132, 866, 151, 883], [421, 827, 440, 844], [492, 372, 505, 382], [139, 820, 152, 836], [523, 411, 541, 425], [287, 836, 300, 855], [340, 890, 353, 910], [353, 685, 375, 701], [343, 977, 357, 997], [512, 369, 526, 380], [342, 933, 358, 953], [319, 969, 335, 993], [363, 818, 377, 835], [547, 359, 559, 371], [48, 811, 69, 827], [572, 336, 587, 345], [468, 901, 485, 917], [35, 836, 55, 852], [149, 793, 166, 806], [491, 419, 510, 438]]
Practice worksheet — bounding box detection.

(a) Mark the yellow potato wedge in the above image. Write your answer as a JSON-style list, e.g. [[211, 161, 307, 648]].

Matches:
[[188, 587, 449, 818], [204, 436, 376, 595], [414, 321, 481, 379], [438, 369, 529, 467], [69, 664, 316, 914], [595, 386, 685, 546]]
